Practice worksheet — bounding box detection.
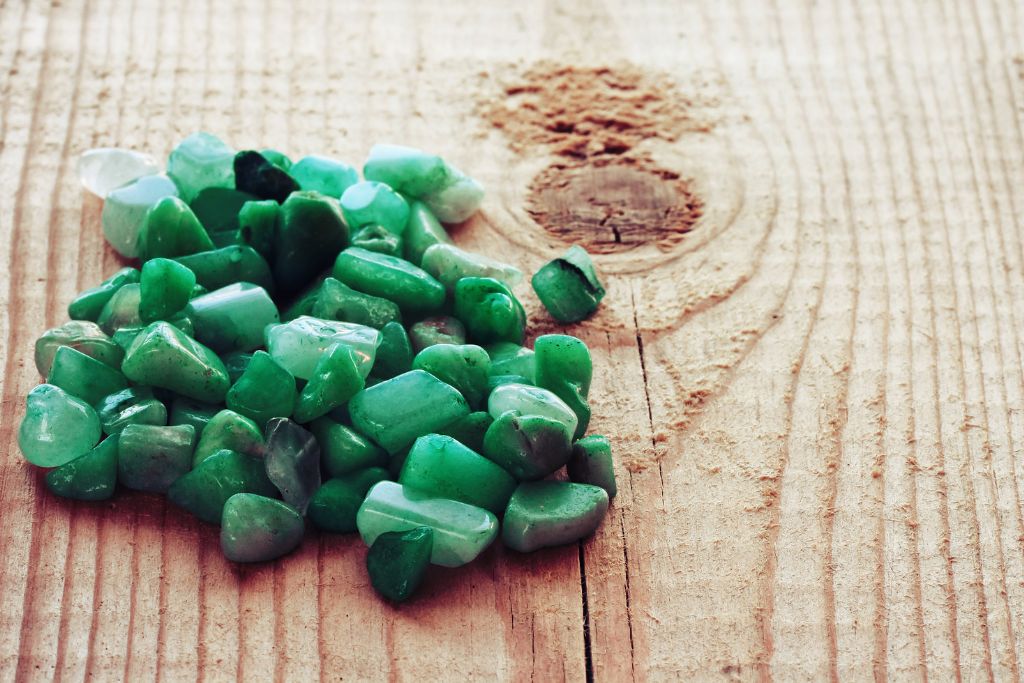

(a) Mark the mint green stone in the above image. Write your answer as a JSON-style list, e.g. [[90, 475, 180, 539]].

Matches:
[[399, 434, 516, 515], [366, 526, 434, 602], [370, 321, 412, 379], [96, 283, 142, 335], [169, 397, 220, 447], [421, 243, 522, 293], [95, 387, 167, 435], [408, 316, 466, 353], [102, 174, 180, 257], [45, 435, 119, 501], [310, 417, 388, 477], [488, 383, 578, 437], [485, 343, 536, 384], [19, 384, 102, 467], [68, 267, 139, 322], [121, 322, 231, 403], [185, 282, 279, 353], [167, 132, 235, 203], [273, 191, 349, 297], [351, 224, 402, 257], [453, 277, 526, 345], [307, 467, 389, 534], [190, 187, 257, 234], [482, 410, 572, 481], [193, 409, 265, 466], [110, 312, 193, 350], [168, 449, 277, 524], [534, 334, 592, 439], [259, 148, 292, 171], [221, 493, 304, 563], [339, 181, 409, 236], [174, 245, 274, 293], [332, 247, 445, 315], [117, 423, 195, 493], [264, 418, 320, 513], [412, 344, 490, 409], [311, 277, 401, 329], [293, 344, 365, 424], [531, 245, 606, 323], [568, 435, 616, 498], [402, 200, 452, 266], [291, 155, 359, 198], [437, 411, 493, 453], [357, 481, 497, 567], [420, 164, 484, 224], [136, 196, 215, 260], [363, 144, 451, 197], [236, 199, 280, 258], [35, 321, 123, 377], [140, 258, 197, 322], [348, 369, 470, 454], [47, 345, 127, 405], [265, 315, 380, 381], [501, 481, 609, 553], [225, 351, 296, 428]]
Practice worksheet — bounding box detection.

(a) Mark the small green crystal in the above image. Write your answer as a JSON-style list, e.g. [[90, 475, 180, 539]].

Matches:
[[366, 526, 434, 602], [370, 321, 413, 379], [139, 258, 197, 322], [193, 409, 265, 466], [45, 435, 119, 501], [567, 435, 616, 498], [174, 245, 274, 294], [168, 449, 277, 524], [117, 423, 195, 493], [68, 267, 139, 322], [402, 200, 452, 266], [225, 351, 296, 428], [19, 384, 102, 467], [482, 410, 572, 481], [411, 344, 490, 409], [398, 434, 516, 515], [487, 383, 579, 437], [102, 174, 180, 257], [332, 247, 445, 315], [310, 417, 389, 477], [121, 321, 231, 403], [95, 386, 167, 435], [290, 154, 359, 198], [236, 199, 280, 259], [436, 411, 493, 453], [531, 245, 605, 323], [307, 467, 390, 534], [273, 191, 349, 297], [293, 344, 365, 424], [408, 316, 466, 353], [190, 187, 257, 234], [47, 345, 127, 405], [221, 493, 304, 563], [339, 181, 410, 235], [534, 334, 592, 439], [35, 321, 124, 377], [501, 481, 609, 553], [234, 150, 299, 203], [311, 277, 401, 329], [264, 418, 321, 513], [185, 282, 279, 353], [453, 277, 526, 345], [136, 196, 215, 260], [96, 283, 142, 335], [167, 132, 235, 203]]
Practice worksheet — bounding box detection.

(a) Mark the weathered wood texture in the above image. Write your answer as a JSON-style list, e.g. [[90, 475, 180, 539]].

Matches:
[[2, 0, 1024, 680]]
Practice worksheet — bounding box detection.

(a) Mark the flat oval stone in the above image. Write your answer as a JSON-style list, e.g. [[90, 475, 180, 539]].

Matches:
[[307, 467, 389, 534], [117, 424, 195, 493], [332, 247, 445, 316], [421, 243, 522, 293], [487, 383, 578, 437], [185, 282, 279, 353], [264, 418, 320, 514], [19, 384, 102, 467], [225, 350, 296, 428], [399, 434, 516, 515], [221, 493, 304, 563], [78, 147, 160, 198], [168, 449, 277, 524], [121, 321, 231, 403], [501, 481, 609, 553], [265, 315, 380, 380], [357, 481, 498, 568], [366, 526, 434, 602], [339, 181, 410, 235], [45, 435, 120, 501], [194, 409, 265, 466], [102, 174, 179, 257], [290, 154, 359, 198], [167, 132, 235, 202], [35, 321, 124, 377]]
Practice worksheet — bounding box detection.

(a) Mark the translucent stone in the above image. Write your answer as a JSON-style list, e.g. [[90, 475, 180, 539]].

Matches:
[[290, 154, 359, 198], [47, 345, 127, 405], [174, 245, 274, 294], [101, 174, 179, 257], [264, 418, 321, 514], [68, 267, 140, 322], [190, 187, 258, 234], [225, 351, 296, 428], [185, 282, 279, 353], [501, 481, 609, 553], [121, 321, 231, 403], [310, 417, 388, 477], [421, 165, 484, 223], [398, 434, 516, 515], [265, 315, 380, 381], [567, 435, 616, 498], [77, 148, 160, 198], [274, 192, 350, 297], [193, 409, 265, 466], [408, 316, 466, 353], [166, 132, 235, 203], [307, 467, 389, 534], [136, 196, 215, 260], [221, 493, 304, 562], [370, 321, 413, 379], [485, 343, 536, 384], [95, 386, 167, 435], [34, 320, 123, 377], [18, 384, 102, 467], [96, 283, 142, 335], [339, 181, 410, 235], [45, 435, 119, 501], [402, 200, 452, 266], [351, 224, 402, 257], [411, 343, 490, 409], [139, 258, 196, 323], [487, 383, 579, 437], [362, 144, 451, 197], [482, 410, 572, 481], [421, 243, 522, 292], [436, 411, 493, 453], [292, 344, 365, 424], [366, 526, 434, 602], [332, 247, 445, 315]]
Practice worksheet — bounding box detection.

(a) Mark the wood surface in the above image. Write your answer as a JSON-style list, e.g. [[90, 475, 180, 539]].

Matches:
[[1, 0, 1024, 680]]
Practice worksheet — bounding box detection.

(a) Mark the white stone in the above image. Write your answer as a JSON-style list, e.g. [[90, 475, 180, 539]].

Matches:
[[422, 165, 485, 223], [487, 382, 578, 436], [101, 174, 179, 257], [77, 148, 160, 198], [166, 132, 235, 202], [265, 315, 381, 380]]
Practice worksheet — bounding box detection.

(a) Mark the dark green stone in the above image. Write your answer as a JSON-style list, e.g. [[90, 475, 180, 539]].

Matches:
[[501, 481, 609, 553], [531, 245, 605, 323], [139, 258, 197, 323], [117, 423, 195, 493], [370, 321, 412, 379], [234, 150, 300, 203], [225, 350, 296, 428], [96, 386, 167, 435], [68, 267, 139, 322], [332, 247, 445, 316], [45, 435, 119, 501], [402, 200, 451, 266], [236, 199, 280, 259], [351, 224, 403, 257], [221, 493, 304, 562], [167, 448, 277, 525], [293, 344, 365, 424], [310, 417, 388, 478], [453, 277, 526, 345], [436, 411, 493, 453], [399, 434, 516, 515], [280, 277, 325, 321], [567, 435, 616, 498], [220, 351, 254, 383], [174, 245, 274, 293], [307, 467, 389, 533], [311, 277, 401, 329], [47, 345, 127, 405], [136, 196, 215, 261], [411, 344, 490, 409], [35, 321, 124, 377], [264, 418, 321, 513], [190, 187, 258, 234], [273, 191, 349, 298], [534, 334, 592, 439], [366, 526, 434, 602], [96, 283, 142, 335], [482, 410, 572, 481], [408, 316, 466, 353], [169, 397, 220, 447]]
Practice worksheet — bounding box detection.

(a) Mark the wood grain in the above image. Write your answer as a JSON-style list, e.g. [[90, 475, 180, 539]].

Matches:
[[1, 0, 1023, 680]]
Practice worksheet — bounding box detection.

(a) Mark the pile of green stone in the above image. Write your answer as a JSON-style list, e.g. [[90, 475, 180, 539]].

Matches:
[[20, 134, 614, 602]]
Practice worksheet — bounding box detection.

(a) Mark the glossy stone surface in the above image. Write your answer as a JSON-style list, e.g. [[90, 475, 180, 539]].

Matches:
[[193, 409, 265, 466], [412, 344, 490, 409], [264, 418, 321, 513], [96, 283, 142, 335], [290, 154, 359, 198], [68, 267, 140, 322], [307, 467, 390, 534], [221, 493, 304, 563], [420, 164, 484, 224], [485, 343, 536, 384], [18, 384, 102, 467], [185, 282, 279, 353], [370, 321, 412, 379], [174, 245, 274, 293], [35, 321, 123, 377], [402, 200, 452, 266], [366, 526, 434, 602], [78, 147, 160, 198], [190, 187, 257, 234], [339, 181, 409, 235], [531, 245, 606, 323], [95, 386, 167, 435], [399, 434, 516, 515], [351, 224, 402, 257], [482, 410, 572, 481], [47, 345, 127, 405], [265, 315, 380, 381], [332, 247, 444, 315], [534, 334, 592, 439], [225, 351, 296, 428], [167, 132, 235, 202], [236, 199, 280, 258], [363, 144, 450, 197], [102, 174, 180, 257], [421, 243, 522, 292], [136, 196, 215, 260], [168, 449, 277, 524], [311, 277, 401, 329], [169, 397, 220, 446], [220, 351, 253, 383], [356, 481, 498, 568], [437, 411, 493, 453], [453, 277, 526, 345], [293, 344, 365, 423], [139, 258, 197, 323], [567, 435, 616, 498], [348, 369, 470, 454], [501, 481, 609, 553], [310, 417, 388, 477], [408, 316, 466, 354], [488, 383, 579, 437], [121, 322, 231, 403], [234, 150, 300, 203], [45, 435, 120, 501], [110, 313, 193, 349], [117, 423, 195, 493], [273, 191, 350, 297]]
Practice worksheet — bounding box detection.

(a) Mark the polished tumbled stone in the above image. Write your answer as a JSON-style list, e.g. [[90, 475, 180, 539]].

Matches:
[[136, 196, 215, 260], [366, 526, 434, 602], [96, 283, 142, 335], [351, 224, 402, 257], [437, 411, 493, 453], [308, 467, 389, 534], [234, 150, 300, 203], [534, 334, 592, 439], [225, 351, 296, 428], [487, 382, 579, 437], [95, 386, 167, 435], [193, 409, 265, 466], [117, 423, 195, 493], [363, 144, 450, 197], [168, 448, 277, 524], [339, 181, 409, 235], [310, 417, 388, 477], [121, 322, 231, 403], [45, 435, 119, 501], [221, 493, 304, 562], [411, 344, 490, 409], [19, 384, 102, 467], [186, 282, 279, 353], [35, 321, 124, 377], [370, 321, 413, 379], [485, 343, 536, 384], [482, 410, 572, 481], [420, 164, 484, 224], [274, 192, 351, 296], [236, 199, 280, 258], [531, 245, 606, 323], [174, 245, 274, 294], [68, 267, 140, 322], [311, 277, 401, 330], [501, 481, 609, 553], [421, 243, 522, 293], [265, 315, 380, 381], [408, 316, 466, 354], [264, 418, 321, 514], [402, 200, 452, 266], [102, 174, 180, 257], [290, 154, 359, 198], [567, 435, 616, 498], [332, 247, 445, 315], [293, 344, 365, 423], [453, 277, 526, 345], [167, 132, 235, 202], [190, 187, 257, 234], [47, 345, 127, 406], [399, 434, 516, 515], [78, 148, 160, 198], [139, 258, 196, 323]]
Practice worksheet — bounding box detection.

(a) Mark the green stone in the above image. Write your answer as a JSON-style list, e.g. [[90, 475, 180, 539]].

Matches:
[[411, 344, 490, 409], [370, 321, 412, 379], [264, 418, 321, 513], [482, 410, 572, 481], [290, 155, 359, 198], [18, 384, 102, 467], [221, 493, 304, 563], [307, 467, 390, 533], [95, 387, 167, 435], [420, 164, 484, 224], [339, 181, 409, 236], [190, 187, 258, 234], [332, 247, 444, 316], [487, 374, 532, 392], [311, 277, 401, 329], [221, 351, 253, 383], [421, 244, 522, 293], [265, 315, 380, 381], [366, 526, 434, 602], [96, 283, 142, 335], [117, 423, 195, 493], [45, 435, 119, 501], [47, 345, 128, 405], [167, 449, 277, 524], [501, 481, 609, 553], [68, 267, 139, 321], [280, 277, 325, 321], [259, 148, 292, 171], [363, 145, 451, 197], [174, 245, 274, 293], [357, 481, 497, 567], [568, 435, 616, 498], [102, 174, 180, 257], [208, 230, 241, 248], [351, 224, 402, 257], [121, 321, 231, 403], [169, 397, 220, 447], [310, 417, 388, 477], [402, 200, 452, 266], [293, 344, 365, 424], [225, 351, 296, 428], [185, 282, 279, 352], [488, 383, 579, 437], [399, 434, 516, 515], [193, 409, 265, 466], [531, 245, 605, 323], [348, 369, 469, 454], [485, 343, 536, 384], [436, 411, 493, 453], [453, 277, 526, 345], [35, 321, 123, 377], [236, 199, 280, 259], [136, 196, 215, 260], [110, 313, 193, 349], [234, 150, 300, 203], [273, 193, 349, 296], [167, 132, 235, 203], [408, 316, 466, 353], [139, 258, 197, 322], [534, 334, 592, 439]]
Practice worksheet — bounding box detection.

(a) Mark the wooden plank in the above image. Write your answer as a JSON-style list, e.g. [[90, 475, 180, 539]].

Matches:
[[0, 0, 1022, 680]]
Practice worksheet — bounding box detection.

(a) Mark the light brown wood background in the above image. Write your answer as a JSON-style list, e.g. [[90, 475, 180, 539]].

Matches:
[[2, 0, 1024, 681]]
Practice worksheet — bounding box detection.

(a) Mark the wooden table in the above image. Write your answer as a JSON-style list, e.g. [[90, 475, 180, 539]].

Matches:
[[2, 1, 1023, 680]]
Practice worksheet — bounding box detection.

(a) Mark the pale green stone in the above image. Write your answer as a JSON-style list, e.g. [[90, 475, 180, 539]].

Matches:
[[167, 132, 236, 202], [362, 144, 451, 197], [265, 315, 380, 380], [221, 493, 304, 563], [421, 165, 484, 223], [19, 384, 102, 467], [78, 148, 160, 198], [487, 383, 578, 436], [290, 154, 359, 198], [185, 283, 279, 353], [339, 181, 409, 235], [34, 321, 123, 377], [421, 243, 522, 292], [101, 174, 179, 257]]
